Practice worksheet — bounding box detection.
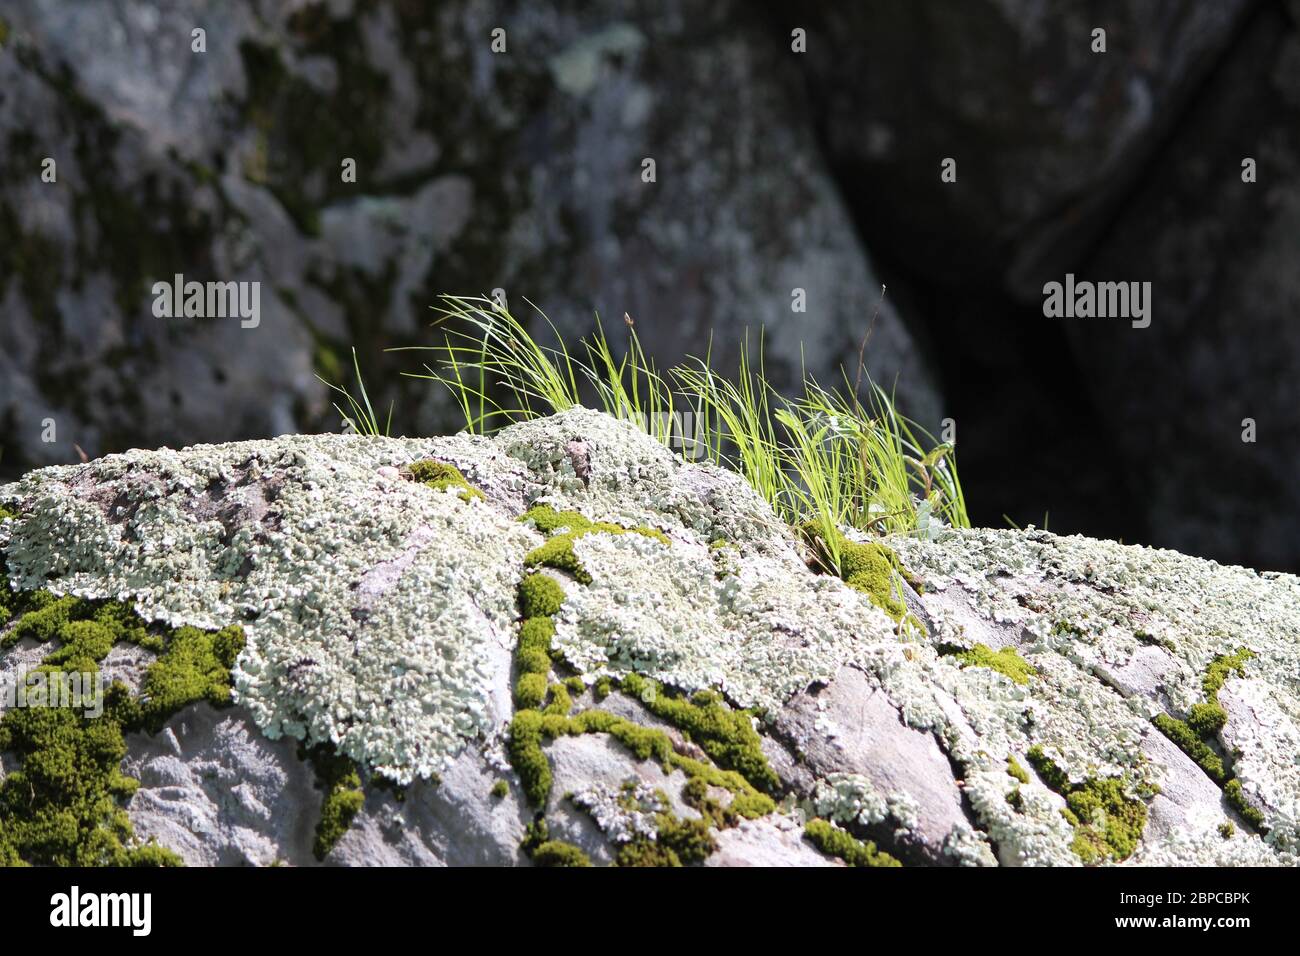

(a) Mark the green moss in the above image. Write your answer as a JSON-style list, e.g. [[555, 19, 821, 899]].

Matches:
[[1219, 821, 1235, 839], [135, 625, 246, 733], [1007, 755, 1030, 784], [952, 643, 1037, 685], [593, 676, 613, 700], [0, 594, 246, 866], [506, 704, 774, 814], [621, 673, 780, 794], [517, 573, 565, 618], [520, 504, 668, 585], [491, 780, 509, 799], [542, 681, 572, 717], [514, 672, 548, 710], [1152, 714, 1225, 782], [804, 818, 901, 867], [532, 839, 592, 867], [564, 676, 586, 695], [303, 744, 365, 861], [800, 525, 911, 623], [1225, 779, 1266, 829], [616, 811, 715, 867], [1025, 746, 1146, 863], [406, 459, 484, 503], [1203, 647, 1254, 698], [1152, 647, 1264, 830]]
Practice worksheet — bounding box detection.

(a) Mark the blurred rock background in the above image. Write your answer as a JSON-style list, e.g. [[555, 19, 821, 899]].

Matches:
[[0, 0, 1295, 571]]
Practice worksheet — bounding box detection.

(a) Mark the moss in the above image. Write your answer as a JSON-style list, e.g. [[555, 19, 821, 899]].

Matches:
[[593, 676, 613, 700], [303, 744, 365, 861], [1224, 780, 1266, 829], [564, 676, 586, 695], [542, 681, 572, 717], [1007, 755, 1030, 784], [491, 780, 509, 799], [1153, 714, 1226, 782], [1203, 647, 1254, 699], [1219, 821, 1235, 839], [804, 818, 901, 867], [405, 459, 484, 503], [952, 643, 1037, 685], [620, 673, 780, 794], [616, 811, 716, 867], [514, 672, 548, 710], [1152, 647, 1264, 829], [517, 573, 565, 618], [520, 504, 668, 585], [1063, 777, 1147, 864], [532, 840, 592, 867], [507, 704, 775, 814], [135, 625, 246, 733], [800, 525, 911, 623], [0, 593, 246, 866], [1025, 746, 1146, 863]]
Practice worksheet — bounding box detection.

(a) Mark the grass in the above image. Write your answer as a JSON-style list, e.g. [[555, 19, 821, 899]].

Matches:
[[317, 347, 393, 437], [381, 294, 966, 568]]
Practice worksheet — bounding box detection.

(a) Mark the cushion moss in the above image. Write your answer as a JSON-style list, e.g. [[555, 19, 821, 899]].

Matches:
[[405, 459, 485, 503], [952, 643, 1038, 685], [804, 818, 901, 867], [0, 592, 245, 866], [1025, 745, 1147, 864]]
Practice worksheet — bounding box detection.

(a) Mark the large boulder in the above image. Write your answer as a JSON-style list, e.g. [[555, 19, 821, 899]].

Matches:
[[1, 408, 1297, 865], [0, 0, 938, 480]]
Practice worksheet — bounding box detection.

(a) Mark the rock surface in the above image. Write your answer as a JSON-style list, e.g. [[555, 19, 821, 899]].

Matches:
[[2, 408, 1299, 866], [0, 0, 937, 478]]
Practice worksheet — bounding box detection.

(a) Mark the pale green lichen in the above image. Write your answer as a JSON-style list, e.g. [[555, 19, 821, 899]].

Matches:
[[1, 433, 541, 786]]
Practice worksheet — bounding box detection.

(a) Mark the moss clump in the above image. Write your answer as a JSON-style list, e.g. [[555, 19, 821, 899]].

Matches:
[[506, 705, 774, 815], [514, 672, 548, 710], [520, 504, 668, 585], [616, 810, 716, 867], [1152, 714, 1226, 783], [1007, 755, 1030, 784], [135, 625, 246, 733], [593, 676, 613, 700], [952, 643, 1037, 685], [532, 839, 592, 867], [0, 593, 246, 866], [804, 818, 901, 867], [800, 525, 912, 623], [1219, 821, 1235, 839], [1203, 647, 1254, 699], [406, 459, 484, 502], [517, 573, 565, 619], [1026, 746, 1146, 864], [304, 744, 365, 861], [1224, 779, 1265, 829], [1152, 647, 1264, 830], [491, 780, 509, 799], [621, 673, 780, 795]]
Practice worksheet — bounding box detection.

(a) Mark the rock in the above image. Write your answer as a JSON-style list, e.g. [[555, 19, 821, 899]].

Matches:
[[3, 408, 1300, 865], [1053, 4, 1300, 572], [792, 0, 1254, 287], [0, 0, 940, 481]]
